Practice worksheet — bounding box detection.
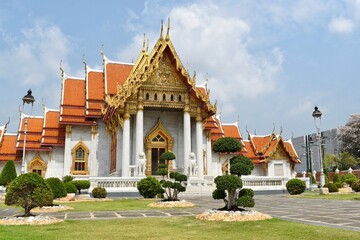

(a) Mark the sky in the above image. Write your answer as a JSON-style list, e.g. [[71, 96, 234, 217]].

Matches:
[[0, 0, 359, 139]]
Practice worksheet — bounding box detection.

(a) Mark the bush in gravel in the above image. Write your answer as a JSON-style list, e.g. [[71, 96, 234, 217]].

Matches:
[[72, 180, 91, 195], [46, 177, 67, 199], [324, 183, 338, 193], [286, 178, 306, 195], [64, 182, 77, 194], [351, 180, 360, 192], [237, 195, 255, 208], [5, 173, 53, 217], [0, 160, 17, 187], [137, 176, 162, 198], [92, 187, 107, 198]]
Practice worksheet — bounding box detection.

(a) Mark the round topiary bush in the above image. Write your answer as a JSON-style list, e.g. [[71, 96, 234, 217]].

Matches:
[[64, 182, 77, 194], [46, 177, 67, 199], [137, 176, 161, 198], [92, 187, 107, 198], [238, 188, 254, 198], [351, 180, 360, 192], [324, 183, 338, 193], [286, 178, 306, 195], [237, 195, 255, 208], [0, 160, 17, 187], [72, 180, 91, 195], [5, 173, 53, 216]]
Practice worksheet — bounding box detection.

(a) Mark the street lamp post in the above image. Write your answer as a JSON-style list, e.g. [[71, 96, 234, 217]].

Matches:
[[21, 89, 35, 174], [312, 106, 325, 188]]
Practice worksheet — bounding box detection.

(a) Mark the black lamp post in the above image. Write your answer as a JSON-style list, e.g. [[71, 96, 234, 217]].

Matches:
[[21, 89, 35, 174], [312, 106, 325, 188]]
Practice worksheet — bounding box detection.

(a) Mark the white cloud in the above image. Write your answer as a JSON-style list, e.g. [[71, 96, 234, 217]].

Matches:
[[288, 98, 314, 117], [0, 22, 71, 85], [328, 17, 355, 34]]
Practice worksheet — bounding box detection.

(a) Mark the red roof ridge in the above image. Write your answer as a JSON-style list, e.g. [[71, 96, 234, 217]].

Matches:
[[102, 54, 134, 66], [86, 65, 103, 73]]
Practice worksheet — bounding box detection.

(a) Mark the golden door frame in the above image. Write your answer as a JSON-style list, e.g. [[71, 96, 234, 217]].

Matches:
[[28, 154, 47, 177], [144, 119, 174, 175]]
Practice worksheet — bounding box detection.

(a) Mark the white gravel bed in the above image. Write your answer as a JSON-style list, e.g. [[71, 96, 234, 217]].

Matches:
[[0, 216, 63, 225], [196, 209, 272, 222], [149, 200, 195, 208]]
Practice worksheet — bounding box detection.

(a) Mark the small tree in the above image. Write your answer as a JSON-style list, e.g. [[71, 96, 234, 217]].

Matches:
[[332, 173, 340, 184], [213, 175, 242, 210], [160, 151, 176, 178], [160, 172, 187, 201], [213, 137, 241, 154], [72, 180, 91, 195], [156, 163, 168, 180], [5, 173, 53, 217], [0, 160, 17, 187]]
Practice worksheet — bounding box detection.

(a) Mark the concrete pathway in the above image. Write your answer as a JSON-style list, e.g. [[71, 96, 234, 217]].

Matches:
[[1, 194, 360, 232]]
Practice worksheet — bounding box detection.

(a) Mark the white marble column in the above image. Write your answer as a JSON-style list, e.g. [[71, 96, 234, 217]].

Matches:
[[183, 95, 191, 174], [122, 106, 130, 177], [196, 118, 204, 179], [206, 131, 212, 176], [136, 90, 144, 169]]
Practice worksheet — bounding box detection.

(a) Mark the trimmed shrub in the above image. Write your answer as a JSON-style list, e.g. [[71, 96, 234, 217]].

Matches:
[[62, 175, 74, 183], [212, 189, 227, 200], [345, 173, 357, 186], [5, 173, 53, 216], [238, 188, 254, 198], [72, 180, 91, 195], [351, 180, 360, 192], [334, 182, 342, 189], [340, 175, 346, 184], [46, 177, 67, 199], [286, 178, 306, 195], [0, 161, 17, 187], [64, 182, 77, 194], [237, 195, 255, 208], [332, 173, 340, 183], [213, 137, 241, 153], [92, 187, 107, 198], [324, 183, 338, 193], [137, 176, 162, 198]]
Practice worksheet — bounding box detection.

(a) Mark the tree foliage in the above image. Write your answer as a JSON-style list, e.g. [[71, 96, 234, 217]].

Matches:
[[213, 137, 241, 153], [160, 171, 187, 201], [229, 155, 254, 176], [72, 180, 91, 195], [338, 152, 359, 170], [45, 177, 67, 199], [5, 173, 53, 217], [0, 160, 17, 186], [338, 114, 360, 159]]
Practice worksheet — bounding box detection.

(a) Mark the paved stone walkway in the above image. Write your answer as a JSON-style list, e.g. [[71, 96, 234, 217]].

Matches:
[[1, 194, 360, 232]]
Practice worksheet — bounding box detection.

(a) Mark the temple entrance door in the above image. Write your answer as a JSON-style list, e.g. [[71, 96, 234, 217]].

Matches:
[[151, 147, 166, 175]]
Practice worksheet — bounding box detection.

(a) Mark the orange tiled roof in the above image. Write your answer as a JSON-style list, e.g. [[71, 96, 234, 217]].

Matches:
[[16, 115, 51, 151], [105, 62, 133, 95], [42, 108, 66, 146], [0, 134, 21, 161], [86, 69, 104, 118], [222, 124, 241, 140]]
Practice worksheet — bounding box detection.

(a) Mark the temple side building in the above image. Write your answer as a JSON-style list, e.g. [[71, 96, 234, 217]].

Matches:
[[0, 22, 300, 191]]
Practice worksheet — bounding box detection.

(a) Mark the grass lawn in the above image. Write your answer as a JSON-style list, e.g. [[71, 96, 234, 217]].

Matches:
[[1, 217, 360, 240], [293, 192, 360, 200]]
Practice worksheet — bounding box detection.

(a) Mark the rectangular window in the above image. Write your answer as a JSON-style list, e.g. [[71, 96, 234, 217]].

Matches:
[[274, 163, 284, 176]]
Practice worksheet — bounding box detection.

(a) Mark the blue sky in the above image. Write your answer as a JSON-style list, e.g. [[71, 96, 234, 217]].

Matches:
[[0, 0, 359, 139]]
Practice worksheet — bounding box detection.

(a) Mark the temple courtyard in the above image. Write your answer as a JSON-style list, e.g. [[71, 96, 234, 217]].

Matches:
[[1, 193, 360, 235]]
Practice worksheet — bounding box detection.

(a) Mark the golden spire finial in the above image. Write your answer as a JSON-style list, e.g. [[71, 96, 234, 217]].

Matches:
[[272, 122, 275, 134], [280, 126, 283, 136], [100, 44, 104, 57], [237, 115, 240, 127], [205, 73, 208, 90], [146, 39, 149, 53], [166, 17, 170, 41], [42, 98, 46, 111], [142, 33, 146, 52], [160, 20, 164, 40], [5, 117, 10, 129], [193, 71, 196, 83], [82, 54, 86, 65]]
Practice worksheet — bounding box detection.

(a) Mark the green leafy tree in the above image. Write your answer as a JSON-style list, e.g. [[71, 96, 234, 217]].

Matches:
[[5, 173, 53, 217], [160, 151, 176, 178], [324, 154, 340, 171], [229, 155, 254, 176], [213, 137, 241, 154], [160, 171, 187, 201], [338, 114, 360, 159], [0, 160, 17, 187], [338, 152, 359, 170], [72, 180, 91, 195], [213, 175, 242, 210]]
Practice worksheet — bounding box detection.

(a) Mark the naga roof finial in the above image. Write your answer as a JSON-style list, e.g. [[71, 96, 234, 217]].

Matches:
[[160, 20, 164, 40], [60, 60, 64, 78], [142, 33, 146, 52], [166, 17, 170, 41]]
